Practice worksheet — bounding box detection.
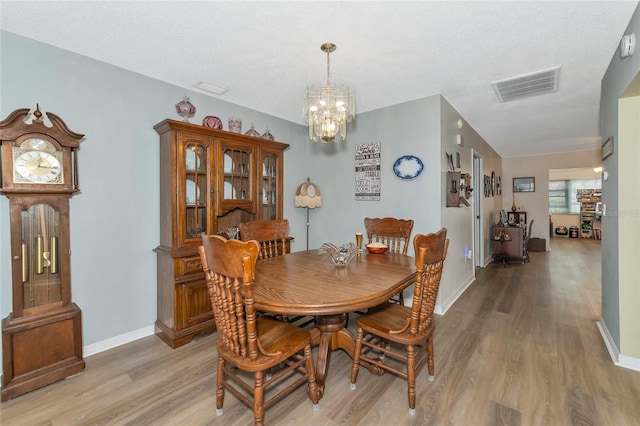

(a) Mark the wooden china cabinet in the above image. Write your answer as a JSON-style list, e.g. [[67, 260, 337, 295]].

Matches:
[[153, 119, 288, 348]]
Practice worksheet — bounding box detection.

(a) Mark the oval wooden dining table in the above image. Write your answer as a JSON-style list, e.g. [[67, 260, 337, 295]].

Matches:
[[253, 249, 416, 398]]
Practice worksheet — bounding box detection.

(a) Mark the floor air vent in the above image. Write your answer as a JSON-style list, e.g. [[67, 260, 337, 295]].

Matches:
[[491, 66, 561, 103]]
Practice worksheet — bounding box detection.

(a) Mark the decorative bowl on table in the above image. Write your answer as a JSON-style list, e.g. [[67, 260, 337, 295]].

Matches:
[[366, 242, 388, 254], [318, 242, 363, 266]]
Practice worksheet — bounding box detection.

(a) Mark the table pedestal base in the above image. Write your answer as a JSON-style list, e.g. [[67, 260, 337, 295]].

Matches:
[[311, 314, 384, 398]]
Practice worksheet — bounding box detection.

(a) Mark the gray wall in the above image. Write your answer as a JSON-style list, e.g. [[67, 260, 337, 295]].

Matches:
[[440, 97, 502, 309], [0, 30, 500, 360], [302, 96, 443, 250], [600, 4, 640, 353], [0, 31, 308, 350], [298, 95, 501, 310], [299, 96, 444, 304]]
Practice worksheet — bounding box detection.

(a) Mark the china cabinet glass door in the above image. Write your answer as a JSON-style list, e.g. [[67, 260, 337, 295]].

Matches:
[[219, 142, 255, 215], [222, 147, 251, 201], [261, 153, 278, 220], [184, 142, 208, 239]]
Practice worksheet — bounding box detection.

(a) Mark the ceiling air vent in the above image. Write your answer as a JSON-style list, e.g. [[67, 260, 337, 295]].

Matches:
[[491, 66, 561, 103], [194, 81, 228, 95]]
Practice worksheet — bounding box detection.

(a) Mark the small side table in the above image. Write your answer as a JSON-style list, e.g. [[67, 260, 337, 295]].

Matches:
[[492, 237, 512, 268]]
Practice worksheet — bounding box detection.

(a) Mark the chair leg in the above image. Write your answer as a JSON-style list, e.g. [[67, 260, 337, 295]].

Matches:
[[216, 357, 225, 416], [426, 337, 435, 381], [350, 328, 364, 389], [253, 370, 265, 426], [378, 337, 386, 359], [304, 344, 320, 410], [407, 345, 416, 415]]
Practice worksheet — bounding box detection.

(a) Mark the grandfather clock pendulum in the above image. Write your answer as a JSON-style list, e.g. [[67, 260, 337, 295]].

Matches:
[[0, 105, 85, 400]]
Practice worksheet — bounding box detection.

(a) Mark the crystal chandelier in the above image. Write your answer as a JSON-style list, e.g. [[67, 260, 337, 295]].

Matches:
[[303, 43, 355, 143]]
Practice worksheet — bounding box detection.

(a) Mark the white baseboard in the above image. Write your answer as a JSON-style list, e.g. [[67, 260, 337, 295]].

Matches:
[[596, 320, 640, 372], [83, 325, 155, 358], [597, 319, 620, 362], [435, 273, 475, 316], [618, 354, 640, 371]]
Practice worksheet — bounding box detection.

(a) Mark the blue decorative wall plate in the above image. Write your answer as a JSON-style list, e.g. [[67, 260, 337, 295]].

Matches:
[[392, 155, 424, 180]]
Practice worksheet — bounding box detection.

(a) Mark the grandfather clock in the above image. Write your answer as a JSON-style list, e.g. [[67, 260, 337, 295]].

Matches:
[[0, 106, 85, 400]]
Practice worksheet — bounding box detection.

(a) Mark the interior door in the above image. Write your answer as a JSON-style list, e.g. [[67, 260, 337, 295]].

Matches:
[[473, 152, 483, 268]]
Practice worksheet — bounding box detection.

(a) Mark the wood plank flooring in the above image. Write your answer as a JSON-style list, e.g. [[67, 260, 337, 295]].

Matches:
[[2, 238, 639, 425]]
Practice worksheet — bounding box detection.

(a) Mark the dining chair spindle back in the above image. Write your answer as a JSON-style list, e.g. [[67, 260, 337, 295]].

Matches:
[[239, 219, 289, 259], [239, 219, 312, 327], [364, 217, 414, 304]]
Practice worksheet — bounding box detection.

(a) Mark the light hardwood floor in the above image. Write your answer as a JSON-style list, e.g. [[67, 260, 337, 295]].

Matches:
[[2, 238, 639, 425]]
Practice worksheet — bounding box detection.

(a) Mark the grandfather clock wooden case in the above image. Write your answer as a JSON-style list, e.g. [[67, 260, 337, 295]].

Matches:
[[154, 119, 288, 348], [0, 107, 85, 400]]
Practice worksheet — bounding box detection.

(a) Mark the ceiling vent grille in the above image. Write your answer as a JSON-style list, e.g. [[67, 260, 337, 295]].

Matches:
[[194, 81, 228, 95], [491, 66, 561, 102]]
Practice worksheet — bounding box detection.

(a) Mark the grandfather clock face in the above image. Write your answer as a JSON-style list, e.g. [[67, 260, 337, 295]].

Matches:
[[13, 138, 64, 184]]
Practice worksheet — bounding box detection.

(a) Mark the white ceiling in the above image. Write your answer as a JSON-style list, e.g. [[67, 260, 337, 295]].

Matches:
[[1, 1, 638, 158]]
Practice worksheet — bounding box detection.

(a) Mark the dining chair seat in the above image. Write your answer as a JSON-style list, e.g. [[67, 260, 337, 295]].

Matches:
[[216, 317, 312, 372], [354, 303, 434, 345]]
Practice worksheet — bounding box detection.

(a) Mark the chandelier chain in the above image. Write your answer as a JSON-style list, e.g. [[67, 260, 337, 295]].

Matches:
[[326, 49, 331, 86]]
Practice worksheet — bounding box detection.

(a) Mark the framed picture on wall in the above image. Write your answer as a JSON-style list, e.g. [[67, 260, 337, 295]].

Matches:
[[483, 175, 490, 197], [602, 136, 614, 160], [513, 176, 535, 192]]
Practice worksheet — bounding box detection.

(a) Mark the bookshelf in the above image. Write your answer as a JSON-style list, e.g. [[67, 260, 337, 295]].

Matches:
[[577, 189, 602, 239]]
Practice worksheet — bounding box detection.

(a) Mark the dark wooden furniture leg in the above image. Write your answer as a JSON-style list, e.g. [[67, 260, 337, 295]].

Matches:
[[313, 313, 385, 398]]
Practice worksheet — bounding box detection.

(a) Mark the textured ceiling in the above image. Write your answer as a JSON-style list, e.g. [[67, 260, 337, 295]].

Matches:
[[1, 1, 638, 157]]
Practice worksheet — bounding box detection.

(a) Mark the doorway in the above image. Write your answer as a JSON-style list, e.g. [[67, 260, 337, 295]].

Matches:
[[548, 167, 603, 250]]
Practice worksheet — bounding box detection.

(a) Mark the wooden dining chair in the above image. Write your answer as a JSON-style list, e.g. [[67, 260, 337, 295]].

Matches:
[[238, 219, 311, 327], [349, 228, 449, 416], [199, 234, 319, 425], [239, 219, 289, 259], [364, 217, 414, 304]]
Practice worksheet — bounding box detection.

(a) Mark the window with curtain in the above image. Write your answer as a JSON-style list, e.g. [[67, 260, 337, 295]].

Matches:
[[549, 179, 601, 214]]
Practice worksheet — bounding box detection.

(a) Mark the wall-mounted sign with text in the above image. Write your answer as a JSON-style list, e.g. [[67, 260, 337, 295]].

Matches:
[[355, 141, 381, 201]]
